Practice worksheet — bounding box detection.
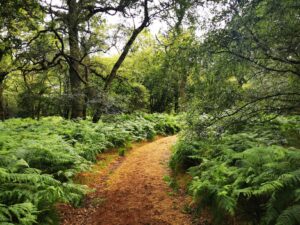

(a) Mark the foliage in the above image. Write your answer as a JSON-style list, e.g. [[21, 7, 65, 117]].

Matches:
[[138, 30, 199, 113], [172, 1, 300, 224], [171, 116, 300, 225], [186, 0, 300, 135], [0, 113, 180, 225], [0, 0, 299, 225]]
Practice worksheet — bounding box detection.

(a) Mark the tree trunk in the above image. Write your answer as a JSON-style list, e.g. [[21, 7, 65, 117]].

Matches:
[[174, 89, 179, 113], [0, 72, 8, 121], [82, 57, 91, 120], [82, 90, 87, 120], [0, 79, 5, 121], [62, 74, 71, 119], [92, 108, 101, 123], [67, 0, 84, 119]]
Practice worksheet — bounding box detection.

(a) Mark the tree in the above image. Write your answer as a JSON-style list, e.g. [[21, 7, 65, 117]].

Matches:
[[137, 30, 200, 113], [36, 0, 166, 119], [186, 0, 300, 134], [0, 0, 42, 120], [38, 0, 202, 120], [0, 0, 202, 120]]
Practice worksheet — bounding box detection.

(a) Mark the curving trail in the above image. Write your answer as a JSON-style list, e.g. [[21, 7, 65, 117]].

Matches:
[[59, 136, 192, 225]]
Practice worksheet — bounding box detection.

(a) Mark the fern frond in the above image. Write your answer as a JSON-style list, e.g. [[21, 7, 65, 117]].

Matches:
[[276, 205, 300, 225]]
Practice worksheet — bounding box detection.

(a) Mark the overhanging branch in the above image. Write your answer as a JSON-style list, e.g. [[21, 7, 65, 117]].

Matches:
[[104, 0, 150, 90]]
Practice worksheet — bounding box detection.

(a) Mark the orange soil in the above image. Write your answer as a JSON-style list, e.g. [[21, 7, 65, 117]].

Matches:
[[58, 136, 193, 225]]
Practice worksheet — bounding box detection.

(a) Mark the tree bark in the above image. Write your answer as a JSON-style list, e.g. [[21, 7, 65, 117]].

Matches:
[[0, 79, 5, 121], [82, 57, 91, 120], [67, 0, 84, 119], [0, 72, 8, 121]]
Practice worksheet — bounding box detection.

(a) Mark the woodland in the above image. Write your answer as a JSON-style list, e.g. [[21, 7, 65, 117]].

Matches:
[[0, 0, 300, 225]]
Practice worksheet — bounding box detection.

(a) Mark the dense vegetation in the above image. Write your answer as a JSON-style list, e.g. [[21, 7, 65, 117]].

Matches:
[[171, 116, 300, 225], [0, 114, 180, 224], [1, 0, 299, 224], [0, 0, 198, 120], [169, 0, 300, 225]]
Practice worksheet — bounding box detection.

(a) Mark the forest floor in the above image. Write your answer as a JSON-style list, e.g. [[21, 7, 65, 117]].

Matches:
[[58, 136, 194, 225]]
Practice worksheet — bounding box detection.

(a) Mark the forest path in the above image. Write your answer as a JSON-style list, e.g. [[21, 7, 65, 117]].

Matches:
[[59, 136, 192, 225]]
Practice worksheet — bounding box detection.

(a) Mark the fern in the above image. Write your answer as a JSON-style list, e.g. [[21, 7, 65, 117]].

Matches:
[[1, 114, 180, 225], [0, 203, 38, 225], [172, 115, 300, 225], [275, 205, 300, 225]]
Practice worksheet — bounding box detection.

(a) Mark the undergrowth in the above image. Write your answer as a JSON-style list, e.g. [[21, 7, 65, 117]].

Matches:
[[170, 115, 300, 225], [0, 113, 180, 225]]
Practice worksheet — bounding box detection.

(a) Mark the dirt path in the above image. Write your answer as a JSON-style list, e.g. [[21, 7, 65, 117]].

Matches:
[[59, 136, 192, 225]]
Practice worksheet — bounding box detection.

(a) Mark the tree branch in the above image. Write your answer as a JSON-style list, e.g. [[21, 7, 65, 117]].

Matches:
[[104, 0, 150, 90]]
